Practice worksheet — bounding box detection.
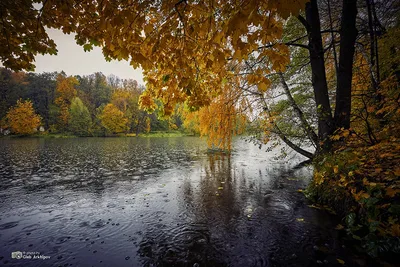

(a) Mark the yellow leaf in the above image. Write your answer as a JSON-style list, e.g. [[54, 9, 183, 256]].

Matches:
[[386, 187, 400, 197], [391, 224, 400, 237], [296, 218, 305, 222], [258, 82, 268, 92], [335, 224, 344, 230], [333, 165, 339, 174], [337, 258, 345, 264], [361, 192, 370, 199], [218, 187, 223, 190]]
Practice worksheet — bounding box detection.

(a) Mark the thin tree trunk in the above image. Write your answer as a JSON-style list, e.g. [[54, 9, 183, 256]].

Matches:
[[261, 96, 314, 159], [279, 73, 320, 150], [334, 0, 358, 129]]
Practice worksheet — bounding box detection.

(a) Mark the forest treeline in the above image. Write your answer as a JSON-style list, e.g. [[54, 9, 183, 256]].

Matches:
[[0, 68, 184, 136]]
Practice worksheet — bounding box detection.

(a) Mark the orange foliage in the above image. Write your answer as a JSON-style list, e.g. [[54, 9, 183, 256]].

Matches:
[[196, 84, 248, 151], [6, 99, 41, 135], [54, 75, 78, 130]]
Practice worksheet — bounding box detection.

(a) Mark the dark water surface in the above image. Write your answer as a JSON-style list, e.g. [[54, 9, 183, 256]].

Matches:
[[0, 137, 365, 266]]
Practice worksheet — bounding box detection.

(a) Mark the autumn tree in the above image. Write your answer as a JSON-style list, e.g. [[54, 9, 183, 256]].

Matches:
[[6, 99, 42, 135], [99, 103, 128, 134], [111, 82, 151, 135], [54, 74, 78, 131], [69, 97, 91, 136], [0, 0, 305, 112], [1, 0, 398, 155]]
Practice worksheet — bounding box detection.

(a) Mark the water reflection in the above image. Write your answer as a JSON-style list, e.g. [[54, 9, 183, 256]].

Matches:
[[0, 137, 364, 266]]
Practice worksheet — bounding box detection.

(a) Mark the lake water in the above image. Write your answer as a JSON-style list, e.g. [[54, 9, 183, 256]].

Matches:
[[0, 137, 366, 266]]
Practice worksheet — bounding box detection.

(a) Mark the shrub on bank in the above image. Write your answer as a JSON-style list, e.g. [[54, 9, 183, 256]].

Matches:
[[306, 139, 400, 259]]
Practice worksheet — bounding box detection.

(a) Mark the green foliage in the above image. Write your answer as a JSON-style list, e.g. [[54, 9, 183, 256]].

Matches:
[[68, 97, 91, 136], [0, 68, 182, 136]]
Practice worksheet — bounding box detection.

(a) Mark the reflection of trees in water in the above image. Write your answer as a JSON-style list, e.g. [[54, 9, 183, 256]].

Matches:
[[137, 153, 276, 266], [137, 153, 234, 266]]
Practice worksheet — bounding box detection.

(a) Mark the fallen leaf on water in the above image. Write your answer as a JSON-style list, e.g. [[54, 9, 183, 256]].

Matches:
[[296, 218, 305, 222], [337, 258, 345, 264], [308, 204, 322, 210], [297, 189, 303, 193], [335, 224, 344, 230], [218, 187, 223, 190]]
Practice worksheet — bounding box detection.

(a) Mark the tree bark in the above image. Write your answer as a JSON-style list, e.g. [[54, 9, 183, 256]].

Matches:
[[300, 0, 334, 143], [334, 0, 358, 129]]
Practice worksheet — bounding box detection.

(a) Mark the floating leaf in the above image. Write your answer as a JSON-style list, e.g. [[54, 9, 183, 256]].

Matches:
[[308, 204, 322, 210], [218, 186, 223, 190], [296, 218, 305, 222], [335, 224, 344, 230], [337, 258, 345, 264]]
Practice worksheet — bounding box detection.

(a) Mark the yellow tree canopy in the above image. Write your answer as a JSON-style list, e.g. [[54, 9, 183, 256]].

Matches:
[[6, 99, 42, 135], [1, 0, 306, 111], [99, 103, 128, 134]]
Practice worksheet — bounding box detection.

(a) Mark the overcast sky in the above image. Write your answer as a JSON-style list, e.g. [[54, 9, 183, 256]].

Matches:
[[31, 29, 145, 84]]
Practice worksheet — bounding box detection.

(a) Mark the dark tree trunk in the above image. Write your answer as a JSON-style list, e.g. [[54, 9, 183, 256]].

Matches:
[[301, 0, 334, 143], [334, 0, 358, 129]]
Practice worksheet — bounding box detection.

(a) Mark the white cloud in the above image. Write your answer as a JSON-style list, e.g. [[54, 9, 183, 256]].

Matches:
[[32, 29, 145, 84]]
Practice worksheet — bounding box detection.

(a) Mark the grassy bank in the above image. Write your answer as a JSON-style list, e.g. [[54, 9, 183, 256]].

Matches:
[[0, 131, 194, 138], [138, 131, 193, 137], [305, 140, 400, 261]]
